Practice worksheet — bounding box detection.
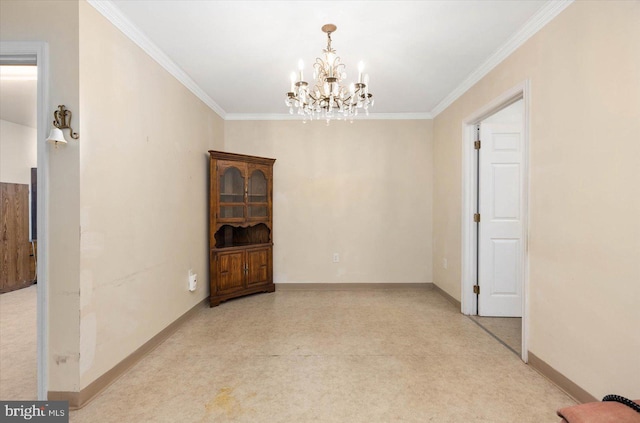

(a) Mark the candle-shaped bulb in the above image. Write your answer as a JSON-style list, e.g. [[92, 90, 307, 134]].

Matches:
[[358, 61, 364, 83], [298, 59, 304, 81]]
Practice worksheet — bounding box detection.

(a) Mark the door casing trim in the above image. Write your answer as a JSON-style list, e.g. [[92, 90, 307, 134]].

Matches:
[[0, 41, 50, 399], [460, 80, 531, 362]]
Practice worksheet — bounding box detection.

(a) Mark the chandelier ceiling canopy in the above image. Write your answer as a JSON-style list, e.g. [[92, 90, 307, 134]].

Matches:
[[286, 24, 374, 123]]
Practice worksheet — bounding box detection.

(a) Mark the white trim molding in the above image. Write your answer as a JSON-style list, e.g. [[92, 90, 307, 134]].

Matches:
[[87, 0, 226, 119], [0, 41, 50, 400], [225, 112, 433, 121], [460, 80, 531, 363], [431, 0, 573, 117]]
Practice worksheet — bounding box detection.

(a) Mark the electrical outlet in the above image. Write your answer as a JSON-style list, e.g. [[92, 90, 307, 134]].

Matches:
[[188, 270, 197, 292], [332, 253, 340, 263]]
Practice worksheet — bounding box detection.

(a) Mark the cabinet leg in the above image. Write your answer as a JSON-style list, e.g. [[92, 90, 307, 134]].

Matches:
[[210, 298, 221, 307], [266, 283, 276, 293]]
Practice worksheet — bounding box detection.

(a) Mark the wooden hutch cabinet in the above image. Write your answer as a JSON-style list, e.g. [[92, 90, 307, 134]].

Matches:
[[208, 151, 276, 307]]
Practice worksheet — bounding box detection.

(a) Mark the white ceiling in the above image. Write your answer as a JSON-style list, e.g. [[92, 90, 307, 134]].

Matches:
[[107, 0, 552, 117], [101, 0, 566, 118]]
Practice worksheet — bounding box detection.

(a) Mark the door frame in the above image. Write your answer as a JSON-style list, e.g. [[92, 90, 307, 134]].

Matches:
[[0, 41, 50, 399], [460, 80, 530, 362]]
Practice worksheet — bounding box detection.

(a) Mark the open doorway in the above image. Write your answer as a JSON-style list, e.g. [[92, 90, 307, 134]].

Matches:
[[461, 82, 530, 362], [0, 42, 49, 400], [0, 61, 38, 399], [472, 99, 524, 355]]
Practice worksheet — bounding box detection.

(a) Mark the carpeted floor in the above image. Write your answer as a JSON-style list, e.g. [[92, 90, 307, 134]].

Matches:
[[71, 288, 574, 422], [1, 286, 575, 422], [0, 284, 37, 400]]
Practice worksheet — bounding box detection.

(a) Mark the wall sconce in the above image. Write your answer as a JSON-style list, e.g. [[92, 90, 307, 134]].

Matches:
[[46, 105, 79, 145]]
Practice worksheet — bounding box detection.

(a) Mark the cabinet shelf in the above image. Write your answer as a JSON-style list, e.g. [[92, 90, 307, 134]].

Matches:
[[214, 223, 271, 249], [212, 242, 272, 252]]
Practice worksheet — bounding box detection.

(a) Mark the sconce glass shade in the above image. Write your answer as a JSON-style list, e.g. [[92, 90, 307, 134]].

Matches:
[[46, 127, 67, 144]]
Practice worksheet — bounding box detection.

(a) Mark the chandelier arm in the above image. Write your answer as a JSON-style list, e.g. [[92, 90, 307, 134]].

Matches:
[[314, 58, 328, 79]]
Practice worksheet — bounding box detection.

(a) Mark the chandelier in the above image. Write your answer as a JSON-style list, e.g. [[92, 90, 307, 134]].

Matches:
[[286, 24, 374, 123]]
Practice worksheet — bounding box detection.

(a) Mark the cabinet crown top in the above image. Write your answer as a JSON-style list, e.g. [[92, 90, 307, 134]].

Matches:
[[209, 150, 276, 164]]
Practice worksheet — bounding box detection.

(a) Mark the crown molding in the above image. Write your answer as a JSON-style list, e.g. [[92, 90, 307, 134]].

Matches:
[[430, 0, 574, 117], [224, 113, 302, 121], [86, 0, 226, 119], [361, 112, 433, 120], [225, 112, 433, 121]]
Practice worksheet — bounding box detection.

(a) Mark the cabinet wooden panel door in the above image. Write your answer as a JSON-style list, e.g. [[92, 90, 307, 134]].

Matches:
[[216, 160, 246, 223], [246, 247, 270, 287], [216, 250, 245, 294], [247, 164, 271, 222]]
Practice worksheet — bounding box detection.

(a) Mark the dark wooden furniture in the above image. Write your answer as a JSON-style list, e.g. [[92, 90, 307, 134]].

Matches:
[[208, 151, 275, 307], [0, 183, 36, 293]]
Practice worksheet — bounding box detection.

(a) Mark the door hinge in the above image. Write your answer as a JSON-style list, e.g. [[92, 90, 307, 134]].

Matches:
[[474, 140, 481, 150], [473, 285, 480, 294], [473, 213, 480, 223]]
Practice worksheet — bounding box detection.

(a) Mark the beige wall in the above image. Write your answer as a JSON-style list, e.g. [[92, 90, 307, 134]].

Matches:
[[1, 0, 82, 392], [1, 0, 225, 393], [224, 120, 433, 284], [78, 2, 223, 388], [0, 119, 37, 184], [433, 0, 640, 398]]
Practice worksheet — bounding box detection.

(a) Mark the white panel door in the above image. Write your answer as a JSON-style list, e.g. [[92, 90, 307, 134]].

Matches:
[[478, 121, 523, 317]]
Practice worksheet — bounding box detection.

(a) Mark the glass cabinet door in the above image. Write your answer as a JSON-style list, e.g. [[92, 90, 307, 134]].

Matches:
[[219, 165, 245, 220], [248, 167, 269, 219]]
